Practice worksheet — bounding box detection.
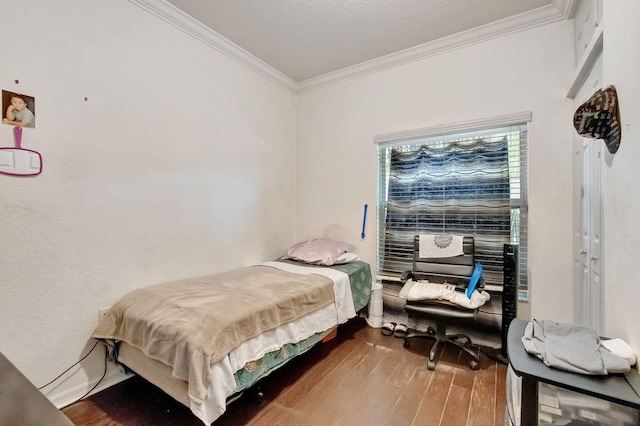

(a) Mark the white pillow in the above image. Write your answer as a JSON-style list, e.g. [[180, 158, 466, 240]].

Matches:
[[602, 338, 637, 366], [334, 252, 360, 264], [286, 239, 356, 266]]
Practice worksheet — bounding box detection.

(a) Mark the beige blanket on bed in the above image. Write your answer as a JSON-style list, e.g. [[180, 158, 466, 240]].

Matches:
[[92, 265, 334, 404]]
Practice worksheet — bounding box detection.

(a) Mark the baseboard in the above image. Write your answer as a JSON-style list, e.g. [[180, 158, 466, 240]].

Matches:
[[51, 368, 134, 409]]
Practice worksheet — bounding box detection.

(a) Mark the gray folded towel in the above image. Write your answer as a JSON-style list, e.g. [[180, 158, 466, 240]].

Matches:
[[521, 319, 630, 375]]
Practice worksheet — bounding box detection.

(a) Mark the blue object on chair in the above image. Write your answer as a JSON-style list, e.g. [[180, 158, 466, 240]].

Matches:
[[466, 262, 483, 298], [401, 236, 481, 370]]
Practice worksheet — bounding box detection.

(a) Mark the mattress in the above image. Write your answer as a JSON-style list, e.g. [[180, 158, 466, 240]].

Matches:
[[117, 306, 335, 410], [275, 258, 372, 313], [106, 259, 372, 425]]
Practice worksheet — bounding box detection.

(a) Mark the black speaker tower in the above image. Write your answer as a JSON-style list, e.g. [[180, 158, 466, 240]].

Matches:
[[501, 244, 518, 359]]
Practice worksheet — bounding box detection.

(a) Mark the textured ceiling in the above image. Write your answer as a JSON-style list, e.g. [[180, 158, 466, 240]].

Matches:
[[166, 0, 553, 82]]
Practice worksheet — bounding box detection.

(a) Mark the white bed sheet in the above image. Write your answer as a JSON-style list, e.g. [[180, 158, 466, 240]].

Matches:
[[262, 261, 356, 324], [190, 303, 339, 424], [190, 263, 356, 425]]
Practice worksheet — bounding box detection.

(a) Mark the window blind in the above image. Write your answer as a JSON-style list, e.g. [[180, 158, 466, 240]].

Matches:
[[375, 114, 529, 299]]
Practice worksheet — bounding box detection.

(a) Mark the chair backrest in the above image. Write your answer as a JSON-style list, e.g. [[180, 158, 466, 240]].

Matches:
[[412, 235, 475, 287]]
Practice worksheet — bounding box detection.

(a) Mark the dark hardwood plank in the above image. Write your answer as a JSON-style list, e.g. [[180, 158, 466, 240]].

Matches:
[[63, 318, 508, 426], [388, 363, 432, 426], [468, 355, 499, 426], [414, 366, 455, 426], [494, 359, 508, 425], [443, 384, 473, 426]]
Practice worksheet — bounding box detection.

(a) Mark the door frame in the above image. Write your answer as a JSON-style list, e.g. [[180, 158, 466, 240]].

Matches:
[[572, 54, 604, 333]]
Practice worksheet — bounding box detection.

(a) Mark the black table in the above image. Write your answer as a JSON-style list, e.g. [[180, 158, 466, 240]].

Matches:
[[507, 318, 640, 426], [0, 351, 74, 426]]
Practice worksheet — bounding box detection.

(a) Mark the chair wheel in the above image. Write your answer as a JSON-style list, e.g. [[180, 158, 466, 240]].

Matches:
[[427, 327, 436, 335], [470, 360, 479, 370], [427, 360, 436, 370]]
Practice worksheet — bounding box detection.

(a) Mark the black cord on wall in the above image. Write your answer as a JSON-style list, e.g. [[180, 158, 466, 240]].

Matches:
[[73, 346, 108, 403], [38, 340, 109, 404], [38, 340, 100, 390]]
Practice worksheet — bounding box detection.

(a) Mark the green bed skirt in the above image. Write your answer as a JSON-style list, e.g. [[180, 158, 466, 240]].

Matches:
[[233, 260, 372, 393]]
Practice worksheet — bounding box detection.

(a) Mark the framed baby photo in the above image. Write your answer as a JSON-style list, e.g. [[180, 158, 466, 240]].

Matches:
[[2, 90, 36, 128]]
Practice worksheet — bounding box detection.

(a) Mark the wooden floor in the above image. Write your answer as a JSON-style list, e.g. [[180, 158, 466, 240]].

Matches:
[[63, 318, 508, 425]]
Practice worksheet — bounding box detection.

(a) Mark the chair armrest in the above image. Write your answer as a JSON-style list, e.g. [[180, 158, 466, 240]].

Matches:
[[400, 270, 413, 284]]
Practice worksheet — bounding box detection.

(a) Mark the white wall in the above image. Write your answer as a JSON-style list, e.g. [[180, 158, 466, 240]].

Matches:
[[602, 1, 640, 350], [0, 0, 297, 406], [5, 0, 636, 411], [296, 21, 576, 322]]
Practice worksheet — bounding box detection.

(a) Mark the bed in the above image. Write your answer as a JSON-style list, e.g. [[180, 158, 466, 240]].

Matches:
[[92, 243, 371, 425]]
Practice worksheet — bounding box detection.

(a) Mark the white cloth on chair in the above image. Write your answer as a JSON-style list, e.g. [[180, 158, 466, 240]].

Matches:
[[419, 235, 464, 258], [399, 279, 490, 309]]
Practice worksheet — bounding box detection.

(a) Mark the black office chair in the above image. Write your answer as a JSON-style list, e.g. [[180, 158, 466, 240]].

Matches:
[[400, 235, 482, 370]]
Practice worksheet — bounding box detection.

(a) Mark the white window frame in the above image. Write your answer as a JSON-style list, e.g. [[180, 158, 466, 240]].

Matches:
[[374, 112, 531, 300]]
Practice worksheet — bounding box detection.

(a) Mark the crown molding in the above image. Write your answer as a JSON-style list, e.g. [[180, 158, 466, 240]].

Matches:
[[129, 0, 567, 95], [553, 0, 580, 19], [128, 0, 298, 93]]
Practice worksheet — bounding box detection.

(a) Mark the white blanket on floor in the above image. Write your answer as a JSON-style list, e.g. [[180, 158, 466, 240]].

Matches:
[[399, 279, 489, 309]]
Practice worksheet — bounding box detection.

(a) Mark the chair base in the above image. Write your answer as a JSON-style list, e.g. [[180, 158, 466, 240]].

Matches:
[[403, 320, 480, 371]]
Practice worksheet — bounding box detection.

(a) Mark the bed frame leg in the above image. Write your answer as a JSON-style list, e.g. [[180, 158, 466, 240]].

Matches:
[[250, 386, 264, 403]]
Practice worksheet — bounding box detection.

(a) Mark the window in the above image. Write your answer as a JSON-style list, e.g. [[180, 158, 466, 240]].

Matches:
[[375, 113, 530, 299]]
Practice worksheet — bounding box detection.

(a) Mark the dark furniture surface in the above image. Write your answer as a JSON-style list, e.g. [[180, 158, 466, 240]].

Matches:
[[507, 318, 640, 426], [402, 235, 481, 370], [0, 351, 74, 426]]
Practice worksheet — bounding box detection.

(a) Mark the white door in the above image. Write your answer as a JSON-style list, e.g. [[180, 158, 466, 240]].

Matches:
[[573, 54, 603, 333]]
